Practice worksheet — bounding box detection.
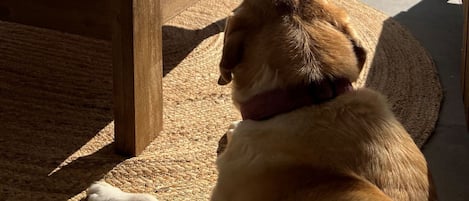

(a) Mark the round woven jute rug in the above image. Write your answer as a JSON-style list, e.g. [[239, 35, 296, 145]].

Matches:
[[0, 0, 442, 200]]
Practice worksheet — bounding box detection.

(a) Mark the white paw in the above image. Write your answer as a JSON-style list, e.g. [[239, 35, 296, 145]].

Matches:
[[87, 181, 158, 201], [87, 181, 125, 201]]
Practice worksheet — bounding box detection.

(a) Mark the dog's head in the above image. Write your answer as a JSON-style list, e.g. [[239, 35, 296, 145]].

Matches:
[[218, 0, 367, 104]]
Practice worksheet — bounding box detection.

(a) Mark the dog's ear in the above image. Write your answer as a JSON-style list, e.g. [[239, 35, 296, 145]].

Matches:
[[218, 15, 246, 85], [351, 39, 367, 71], [342, 25, 367, 71]]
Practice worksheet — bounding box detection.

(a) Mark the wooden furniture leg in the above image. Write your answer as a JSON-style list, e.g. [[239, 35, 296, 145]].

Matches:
[[112, 0, 163, 156]]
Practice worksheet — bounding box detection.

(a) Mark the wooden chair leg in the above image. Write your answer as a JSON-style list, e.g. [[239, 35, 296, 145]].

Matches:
[[111, 0, 163, 156]]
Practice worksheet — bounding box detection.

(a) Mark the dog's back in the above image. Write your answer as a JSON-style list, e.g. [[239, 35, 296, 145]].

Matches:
[[213, 89, 437, 201]]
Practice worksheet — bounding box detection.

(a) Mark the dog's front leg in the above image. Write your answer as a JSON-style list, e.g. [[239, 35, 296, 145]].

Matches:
[[87, 181, 158, 201], [217, 120, 241, 156]]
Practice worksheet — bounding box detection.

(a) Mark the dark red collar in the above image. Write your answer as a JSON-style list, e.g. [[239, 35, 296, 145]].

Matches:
[[239, 78, 352, 120]]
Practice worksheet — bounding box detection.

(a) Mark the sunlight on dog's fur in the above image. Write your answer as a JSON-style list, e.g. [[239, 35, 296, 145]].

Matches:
[[86, 0, 437, 200]]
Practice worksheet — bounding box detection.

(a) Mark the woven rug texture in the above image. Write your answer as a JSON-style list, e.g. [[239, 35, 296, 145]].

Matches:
[[0, 0, 442, 200]]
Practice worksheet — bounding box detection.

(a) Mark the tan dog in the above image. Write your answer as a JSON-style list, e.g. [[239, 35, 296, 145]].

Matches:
[[212, 0, 437, 201], [86, 0, 437, 200]]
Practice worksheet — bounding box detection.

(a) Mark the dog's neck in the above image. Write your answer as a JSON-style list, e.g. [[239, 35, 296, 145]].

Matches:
[[239, 78, 353, 120]]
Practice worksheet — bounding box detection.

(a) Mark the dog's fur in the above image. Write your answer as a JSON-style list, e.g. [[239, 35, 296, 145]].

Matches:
[[86, 0, 437, 201], [213, 0, 436, 200]]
